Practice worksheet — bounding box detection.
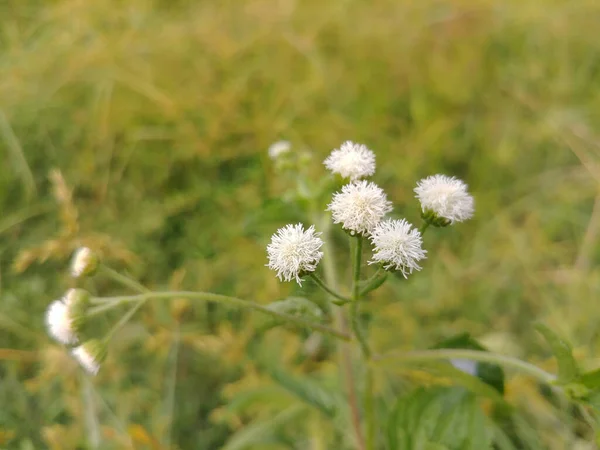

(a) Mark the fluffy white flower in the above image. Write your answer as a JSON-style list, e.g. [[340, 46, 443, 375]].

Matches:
[[268, 140, 292, 160], [70, 247, 98, 278], [45, 289, 90, 345], [414, 174, 474, 224], [46, 299, 78, 345], [327, 181, 392, 236], [369, 219, 427, 277], [71, 340, 104, 375], [323, 141, 376, 181], [266, 223, 324, 285]]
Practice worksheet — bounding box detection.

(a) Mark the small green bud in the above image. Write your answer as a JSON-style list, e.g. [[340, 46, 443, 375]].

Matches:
[[421, 209, 451, 227], [64, 288, 90, 333], [70, 247, 99, 278], [71, 339, 107, 375]]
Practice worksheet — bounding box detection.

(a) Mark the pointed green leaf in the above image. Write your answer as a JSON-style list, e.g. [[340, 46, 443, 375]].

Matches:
[[387, 387, 492, 450], [535, 323, 578, 384], [222, 405, 306, 450], [267, 367, 340, 417], [580, 368, 600, 390]]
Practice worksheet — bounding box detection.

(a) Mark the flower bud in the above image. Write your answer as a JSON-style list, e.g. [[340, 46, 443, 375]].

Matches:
[[45, 289, 90, 345], [71, 339, 106, 375], [70, 247, 99, 278], [64, 288, 90, 333]]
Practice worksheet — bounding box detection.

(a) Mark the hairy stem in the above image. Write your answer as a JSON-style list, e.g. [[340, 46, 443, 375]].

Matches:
[[104, 299, 146, 340], [309, 273, 351, 304], [350, 236, 375, 450], [418, 221, 430, 235], [90, 291, 350, 341], [351, 237, 370, 357], [319, 220, 365, 450], [99, 265, 149, 293]]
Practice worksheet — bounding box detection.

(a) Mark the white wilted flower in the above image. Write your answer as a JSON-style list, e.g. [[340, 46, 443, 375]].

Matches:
[[70, 247, 99, 278], [45, 288, 90, 345], [369, 219, 427, 277], [268, 140, 292, 160], [327, 181, 392, 236], [266, 223, 324, 285], [323, 141, 376, 181], [46, 299, 78, 345], [71, 339, 106, 376], [414, 174, 474, 225]]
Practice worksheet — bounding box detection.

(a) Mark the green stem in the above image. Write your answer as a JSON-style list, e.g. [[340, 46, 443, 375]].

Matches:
[[360, 268, 388, 297], [350, 236, 375, 450], [88, 291, 350, 341], [319, 220, 366, 450], [374, 349, 556, 385], [104, 299, 146, 341], [87, 300, 123, 316], [351, 237, 370, 357], [309, 273, 351, 304], [364, 366, 375, 450], [99, 265, 149, 293], [418, 221, 430, 235]]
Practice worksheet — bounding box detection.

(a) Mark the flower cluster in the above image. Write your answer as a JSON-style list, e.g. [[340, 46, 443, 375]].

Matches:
[[266, 141, 474, 285], [44, 247, 105, 375]]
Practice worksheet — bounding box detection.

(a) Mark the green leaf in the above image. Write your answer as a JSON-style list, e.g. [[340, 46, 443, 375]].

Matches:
[[535, 323, 579, 384], [432, 333, 505, 394], [387, 387, 492, 450], [258, 297, 324, 332], [580, 368, 600, 390], [221, 405, 306, 450], [267, 367, 340, 417], [266, 297, 323, 319]]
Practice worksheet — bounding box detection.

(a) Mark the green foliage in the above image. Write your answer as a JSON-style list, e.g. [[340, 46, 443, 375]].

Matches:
[[535, 324, 579, 384], [387, 387, 492, 450]]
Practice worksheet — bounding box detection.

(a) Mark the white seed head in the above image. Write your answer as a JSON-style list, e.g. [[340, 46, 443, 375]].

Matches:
[[266, 223, 324, 285], [46, 299, 78, 345], [268, 140, 292, 160], [327, 181, 392, 236], [414, 174, 474, 224], [368, 219, 427, 277], [70, 247, 98, 278], [71, 340, 105, 375], [323, 141, 376, 181]]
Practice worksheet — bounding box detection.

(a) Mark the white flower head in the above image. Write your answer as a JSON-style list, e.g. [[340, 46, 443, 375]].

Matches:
[[327, 181, 392, 236], [324, 141, 376, 181], [70, 247, 99, 278], [268, 140, 292, 160], [46, 300, 78, 345], [266, 223, 324, 285], [45, 289, 90, 345], [71, 339, 105, 376], [414, 174, 474, 225], [368, 219, 427, 278]]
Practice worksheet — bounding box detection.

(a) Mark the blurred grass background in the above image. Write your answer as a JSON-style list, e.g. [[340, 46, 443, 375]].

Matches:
[[1, 0, 600, 448]]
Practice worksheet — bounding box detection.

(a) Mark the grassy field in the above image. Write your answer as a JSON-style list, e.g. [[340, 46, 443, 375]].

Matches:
[[1, 0, 600, 448]]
